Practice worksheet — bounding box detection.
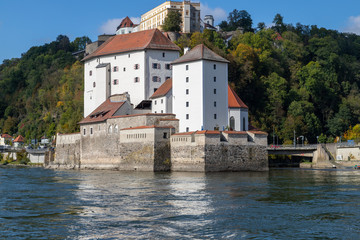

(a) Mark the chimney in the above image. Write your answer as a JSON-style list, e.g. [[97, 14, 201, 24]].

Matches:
[[184, 47, 190, 54]]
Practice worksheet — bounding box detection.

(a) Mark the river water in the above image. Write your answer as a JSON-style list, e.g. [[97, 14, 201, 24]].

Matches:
[[1, 167, 360, 239]]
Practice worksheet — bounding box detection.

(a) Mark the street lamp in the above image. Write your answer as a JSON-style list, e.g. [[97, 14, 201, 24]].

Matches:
[[316, 136, 319, 144]]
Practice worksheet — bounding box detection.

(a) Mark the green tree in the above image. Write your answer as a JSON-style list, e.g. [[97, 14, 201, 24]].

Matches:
[[162, 11, 182, 32]]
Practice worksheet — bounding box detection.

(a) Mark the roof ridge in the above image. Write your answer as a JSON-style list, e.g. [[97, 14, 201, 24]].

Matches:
[[144, 29, 157, 49]]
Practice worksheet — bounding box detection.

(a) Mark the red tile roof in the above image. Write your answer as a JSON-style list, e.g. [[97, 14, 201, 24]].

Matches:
[[159, 118, 179, 121], [223, 131, 247, 135], [14, 135, 24, 142], [117, 17, 134, 30], [79, 99, 125, 124], [1, 134, 12, 139], [83, 29, 180, 61], [248, 130, 268, 135], [196, 130, 220, 135], [228, 85, 248, 109], [121, 125, 174, 131], [150, 78, 172, 99], [172, 131, 196, 136], [172, 44, 229, 65]]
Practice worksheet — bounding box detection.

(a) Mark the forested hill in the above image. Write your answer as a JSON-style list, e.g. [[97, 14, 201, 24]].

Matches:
[[0, 35, 91, 141], [1, 15, 360, 144]]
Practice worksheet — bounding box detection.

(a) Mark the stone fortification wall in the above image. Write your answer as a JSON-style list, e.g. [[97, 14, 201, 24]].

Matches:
[[119, 127, 173, 171], [171, 132, 268, 172], [52, 133, 81, 169]]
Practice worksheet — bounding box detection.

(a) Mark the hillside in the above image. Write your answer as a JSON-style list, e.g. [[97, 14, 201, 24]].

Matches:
[[1, 20, 360, 144], [0, 35, 90, 141]]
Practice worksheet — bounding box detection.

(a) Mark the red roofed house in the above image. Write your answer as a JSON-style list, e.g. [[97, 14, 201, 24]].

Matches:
[[0, 134, 12, 146], [150, 78, 172, 114], [116, 17, 139, 35], [13, 135, 25, 148], [83, 29, 180, 117], [228, 85, 249, 131]]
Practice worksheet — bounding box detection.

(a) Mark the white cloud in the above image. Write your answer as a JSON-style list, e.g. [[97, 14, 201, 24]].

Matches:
[[343, 16, 360, 35], [99, 17, 140, 34], [200, 3, 227, 24]]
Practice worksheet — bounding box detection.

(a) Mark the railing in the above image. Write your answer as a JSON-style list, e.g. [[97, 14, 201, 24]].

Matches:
[[267, 144, 318, 150]]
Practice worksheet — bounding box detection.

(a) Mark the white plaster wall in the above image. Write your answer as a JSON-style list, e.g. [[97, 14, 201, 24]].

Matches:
[[84, 58, 98, 117], [203, 60, 228, 131], [337, 147, 360, 160], [146, 50, 179, 99], [228, 108, 248, 131], [116, 27, 135, 35], [173, 60, 204, 132], [152, 96, 167, 113], [99, 51, 146, 107]]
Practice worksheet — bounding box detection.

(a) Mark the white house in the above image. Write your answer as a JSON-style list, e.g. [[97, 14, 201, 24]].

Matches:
[[228, 85, 249, 131], [116, 17, 139, 35], [82, 29, 180, 117], [150, 78, 172, 114], [172, 44, 229, 132]]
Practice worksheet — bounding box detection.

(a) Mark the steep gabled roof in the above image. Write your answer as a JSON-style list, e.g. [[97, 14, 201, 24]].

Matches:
[[79, 99, 125, 124], [172, 44, 229, 65], [14, 135, 24, 142], [150, 78, 172, 99], [83, 29, 180, 61], [1, 134, 12, 139], [117, 17, 134, 30], [228, 85, 248, 109]]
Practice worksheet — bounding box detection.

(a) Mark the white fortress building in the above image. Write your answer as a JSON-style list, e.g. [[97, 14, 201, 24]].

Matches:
[[53, 28, 268, 172], [139, 1, 201, 33], [83, 29, 180, 117]]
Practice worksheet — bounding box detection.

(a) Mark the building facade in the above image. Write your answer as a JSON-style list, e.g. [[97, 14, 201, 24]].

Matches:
[[172, 44, 229, 132], [139, 1, 200, 33], [82, 29, 180, 117]]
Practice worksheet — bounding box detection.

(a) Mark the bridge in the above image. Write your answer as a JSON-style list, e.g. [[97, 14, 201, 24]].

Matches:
[[267, 144, 318, 158]]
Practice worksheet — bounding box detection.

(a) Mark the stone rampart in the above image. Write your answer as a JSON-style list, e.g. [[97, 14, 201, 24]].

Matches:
[[52, 133, 81, 169], [171, 131, 268, 172]]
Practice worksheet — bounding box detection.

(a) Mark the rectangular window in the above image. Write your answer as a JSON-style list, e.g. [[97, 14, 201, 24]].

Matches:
[[186, 89, 189, 95], [89, 70, 92, 76], [161, 110, 163, 113], [214, 89, 216, 94], [90, 127, 93, 135], [186, 114, 189, 119], [163, 132, 167, 138], [113, 79, 118, 85], [214, 64, 216, 69], [134, 64, 140, 70], [134, 77, 139, 83], [186, 65, 189, 70], [163, 52, 166, 57], [152, 76, 161, 82], [113, 66, 118, 72], [186, 102, 189, 107], [186, 77, 189, 82], [165, 64, 171, 70], [186, 127, 189, 132], [155, 100, 157, 105], [153, 63, 161, 69], [83, 128, 86, 135], [214, 114, 217, 119], [161, 99, 164, 104], [128, 54, 130, 58], [123, 67, 126, 72], [214, 77, 216, 82], [93, 82, 96, 88], [214, 101, 217, 107]]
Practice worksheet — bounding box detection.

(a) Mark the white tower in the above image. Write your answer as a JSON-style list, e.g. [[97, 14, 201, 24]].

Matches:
[[172, 44, 229, 132], [204, 15, 214, 26]]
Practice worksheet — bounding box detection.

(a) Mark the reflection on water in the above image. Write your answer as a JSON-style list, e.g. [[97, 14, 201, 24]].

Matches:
[[1, 167, 360, 239]]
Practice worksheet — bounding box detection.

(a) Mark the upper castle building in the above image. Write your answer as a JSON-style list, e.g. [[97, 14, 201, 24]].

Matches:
[[82, 29, 180, 117], [139, 1, 201, 33]]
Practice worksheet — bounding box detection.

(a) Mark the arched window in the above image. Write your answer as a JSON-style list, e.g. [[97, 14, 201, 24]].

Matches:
[[108, 125, 113, 134], [230, 116, 235, 131], [114, 125, 118, 133]]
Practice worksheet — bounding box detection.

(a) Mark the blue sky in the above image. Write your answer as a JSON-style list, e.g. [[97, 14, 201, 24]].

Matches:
[[0, 0, 360, 63]]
